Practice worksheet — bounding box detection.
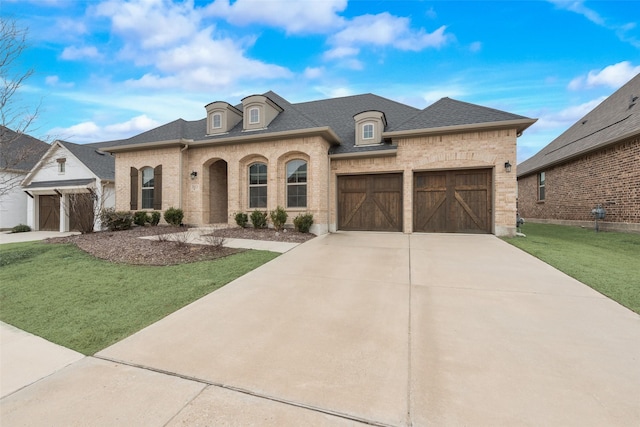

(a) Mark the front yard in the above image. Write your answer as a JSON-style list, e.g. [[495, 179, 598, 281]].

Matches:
[[503, 223, 640, 314], [0, 241, 278, 355]]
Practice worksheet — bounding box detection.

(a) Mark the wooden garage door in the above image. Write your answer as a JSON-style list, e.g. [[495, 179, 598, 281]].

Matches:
[[39, 195, 60, 231], [338, 174, 403, 232], [414, 169, 492, 233], [69, 193, 94, 232]]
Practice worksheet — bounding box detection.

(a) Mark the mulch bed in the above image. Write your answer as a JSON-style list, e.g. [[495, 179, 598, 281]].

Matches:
[[44, 226, 315, 266]]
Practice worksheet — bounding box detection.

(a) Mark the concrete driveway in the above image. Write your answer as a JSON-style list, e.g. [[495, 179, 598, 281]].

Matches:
[[2, 233, 639, 426]]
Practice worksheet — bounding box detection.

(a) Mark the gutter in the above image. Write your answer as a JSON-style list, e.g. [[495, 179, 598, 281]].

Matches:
[[383, 118, 537, 138], [101, 138, 191, 153], [517, 129, 640, 178], [180, 143, 189, 210], [189, 126, 341, 147], [329, 149, 397, 160]]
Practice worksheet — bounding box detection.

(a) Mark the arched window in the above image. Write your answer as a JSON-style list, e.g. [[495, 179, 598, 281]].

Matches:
[[362, 123, 374, 140], [286, 160, 307, 208], [141, 167, 155, 209], [249, 163, 267, 208]]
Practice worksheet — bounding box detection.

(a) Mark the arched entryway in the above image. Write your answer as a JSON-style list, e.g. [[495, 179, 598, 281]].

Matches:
[[208, 160, 228, 224]]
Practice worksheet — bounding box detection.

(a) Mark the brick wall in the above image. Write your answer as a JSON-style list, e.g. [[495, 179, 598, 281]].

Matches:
[[517, 136, 640, 223], [114, 128, 518, 235], [331, 128, 518, 235]]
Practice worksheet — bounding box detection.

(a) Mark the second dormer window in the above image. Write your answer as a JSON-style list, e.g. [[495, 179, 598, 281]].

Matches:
[[212, 113, 222, 129], [249, 107, 260, 124], [363, 123, 374, 140]]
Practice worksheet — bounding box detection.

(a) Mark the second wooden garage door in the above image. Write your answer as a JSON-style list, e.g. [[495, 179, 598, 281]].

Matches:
[[338, 174, 403, 232], [414, 169, 492, 234]]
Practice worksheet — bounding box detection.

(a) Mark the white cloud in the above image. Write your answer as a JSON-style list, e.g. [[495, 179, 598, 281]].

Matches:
[[94, 0, 199, 49], [92, 0, 292, 91], [124, 27, 292, 91], [330, 13, 450, 52], [204, 0, 347, 34], [45, 75, 74, 88], [303, 67, 324, 79], [568, 61, 640, 90], [60, 45, 101, 60], [323, 46, 360, 60], [49, 115, 161, 144], [469, 41, 482, 52], [548, 1, 639, 47], [533, 97, 606, 131]]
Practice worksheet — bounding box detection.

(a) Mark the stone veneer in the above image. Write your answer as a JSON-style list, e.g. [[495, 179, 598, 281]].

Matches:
[[113, 128, 519, 236]]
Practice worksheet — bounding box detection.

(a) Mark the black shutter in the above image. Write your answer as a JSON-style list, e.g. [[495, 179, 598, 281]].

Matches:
[[130, 167, 138, 210], [153, 165, 162, 210]]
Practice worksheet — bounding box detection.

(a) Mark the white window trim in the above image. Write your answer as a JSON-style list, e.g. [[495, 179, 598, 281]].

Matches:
[[248, 162, 267, 208], [362, 123, 375, 140], [57, 159, 66, 175], [212, 112, 222, 129], [249, 107, 260, 124]]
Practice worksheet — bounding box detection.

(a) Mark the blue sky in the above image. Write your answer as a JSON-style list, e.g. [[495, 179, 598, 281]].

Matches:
[[4, 0, 640, 162]]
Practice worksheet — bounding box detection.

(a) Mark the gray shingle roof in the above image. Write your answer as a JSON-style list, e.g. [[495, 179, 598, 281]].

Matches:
[[391, 97, 531, 132], [0, 126, 50, 171], [518, 73, 640, 177], [59, 141, 115, 180], [96, 91, 534, 155]]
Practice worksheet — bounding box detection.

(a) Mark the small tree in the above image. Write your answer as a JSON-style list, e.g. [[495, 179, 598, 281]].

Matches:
[[67, 192, 97, 234]]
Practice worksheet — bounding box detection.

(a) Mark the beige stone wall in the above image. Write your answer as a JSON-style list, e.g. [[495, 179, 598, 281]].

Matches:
[[185, 136, 332, 233], [330, 128, 519, 236], [114, 128, 518, 236], [113, 146, 184, 215]]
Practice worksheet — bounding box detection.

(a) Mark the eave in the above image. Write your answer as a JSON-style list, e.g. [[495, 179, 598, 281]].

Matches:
[[384, 118, 538, 139], [101, 139, 190, 153], [329, 149, 397, 160], [189, 126, 341, 147]]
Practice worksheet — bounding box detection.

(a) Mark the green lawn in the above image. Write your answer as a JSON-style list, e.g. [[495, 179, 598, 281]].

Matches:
[[503, 223, 640, 314], [0, 242, 279, 355]]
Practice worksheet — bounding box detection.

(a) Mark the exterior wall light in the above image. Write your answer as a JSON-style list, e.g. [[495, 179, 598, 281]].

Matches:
[[190, 171, 198, 180], [504, 161, 512, 173]]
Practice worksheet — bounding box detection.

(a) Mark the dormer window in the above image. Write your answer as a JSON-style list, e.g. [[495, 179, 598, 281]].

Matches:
[[212, 113, 222, 129], [205, 101, 243, 135], [241, 95, 283, 131], [249, 107, 260, 124], [354, 111, 386, 146], [362, 123, 374, 140]]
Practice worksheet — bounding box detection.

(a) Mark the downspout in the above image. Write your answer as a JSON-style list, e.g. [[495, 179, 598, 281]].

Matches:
[[327, 149, 331, 234], [180, 143, 189, 210]]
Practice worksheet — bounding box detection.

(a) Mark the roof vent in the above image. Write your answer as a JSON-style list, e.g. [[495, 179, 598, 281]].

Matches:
[[581, 119, 588, 125], [95, 150, 105, 156], [629, 95, 638, 109]]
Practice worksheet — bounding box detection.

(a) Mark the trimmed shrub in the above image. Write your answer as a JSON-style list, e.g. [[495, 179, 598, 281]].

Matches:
[[269, 206, 287, 231], [11, 224, 31, 233], [150, 211, 161, 226], [234, 212, 248, 228], [134, 211, 150, 226], [100, 208, 133, 231], [164, 207, 184, 226], [250, 210, 268, 229], [293, 213, 314, 233]]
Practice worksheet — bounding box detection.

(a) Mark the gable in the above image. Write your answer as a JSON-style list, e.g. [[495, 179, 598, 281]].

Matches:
[[23, 143, 98, 186]]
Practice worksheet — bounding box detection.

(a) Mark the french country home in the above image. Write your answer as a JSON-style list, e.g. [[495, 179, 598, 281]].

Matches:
[[97, 91, 536, 236]]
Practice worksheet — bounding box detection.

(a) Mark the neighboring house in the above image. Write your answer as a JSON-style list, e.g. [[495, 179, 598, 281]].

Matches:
[[100, 91, 536, 236], [21, 140, 115, 232], [517, 73, 640, 233], [0, 126, 49, 230]]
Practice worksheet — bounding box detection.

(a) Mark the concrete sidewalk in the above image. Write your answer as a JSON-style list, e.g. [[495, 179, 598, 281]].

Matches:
[[0, 231, 79, 244], [1, 233, 639, 426], [0, 322, 84, 398]]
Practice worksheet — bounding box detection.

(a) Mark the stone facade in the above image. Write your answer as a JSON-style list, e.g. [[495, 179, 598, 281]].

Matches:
[[112, 129, 519, 236], [518, 136, 640, 229], [331, 128, 518, 235]]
